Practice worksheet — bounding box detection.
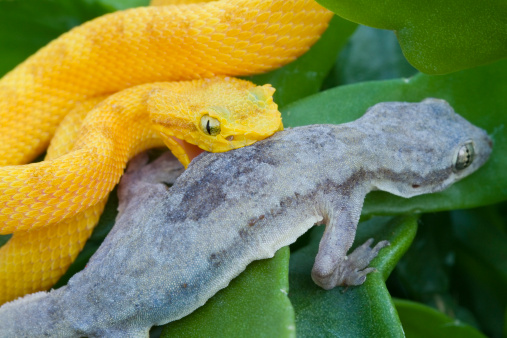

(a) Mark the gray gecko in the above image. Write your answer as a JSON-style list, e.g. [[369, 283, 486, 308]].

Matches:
[[0, 98, 492, 337]]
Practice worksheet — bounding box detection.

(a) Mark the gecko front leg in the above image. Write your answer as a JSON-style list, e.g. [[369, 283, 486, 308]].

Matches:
[[312, 192, 389, 289]]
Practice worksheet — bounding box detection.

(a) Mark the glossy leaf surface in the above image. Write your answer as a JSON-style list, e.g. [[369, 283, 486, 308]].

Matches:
[[315, 0, 507, 74], [394, 299, 486, 338]]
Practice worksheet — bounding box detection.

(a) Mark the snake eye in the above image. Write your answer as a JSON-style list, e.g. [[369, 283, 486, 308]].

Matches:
[[200, 114, 221, 136], [454, 141, 475, 171]]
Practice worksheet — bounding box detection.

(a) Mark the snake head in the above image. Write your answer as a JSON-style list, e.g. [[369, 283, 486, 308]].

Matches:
[[149, 77, 282, 167], [195, 80, 282, 150]]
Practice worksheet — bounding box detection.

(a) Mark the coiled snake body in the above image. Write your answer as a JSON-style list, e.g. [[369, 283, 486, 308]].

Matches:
[[0, 0, 332, 303]]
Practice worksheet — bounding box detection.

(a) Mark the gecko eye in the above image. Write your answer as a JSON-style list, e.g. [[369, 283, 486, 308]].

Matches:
[[454, 141, 475, 171], [200, 114, 221, 136]]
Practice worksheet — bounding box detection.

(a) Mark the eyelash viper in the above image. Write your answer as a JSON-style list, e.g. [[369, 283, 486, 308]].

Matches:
[[0, 0, 333, 304]]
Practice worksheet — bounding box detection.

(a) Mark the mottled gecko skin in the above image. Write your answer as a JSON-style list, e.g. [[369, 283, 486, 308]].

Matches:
[[0, 99, 492, 337]]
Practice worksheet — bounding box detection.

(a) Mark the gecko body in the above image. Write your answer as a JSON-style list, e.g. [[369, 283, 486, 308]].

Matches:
[[0, 99, 491, 337]]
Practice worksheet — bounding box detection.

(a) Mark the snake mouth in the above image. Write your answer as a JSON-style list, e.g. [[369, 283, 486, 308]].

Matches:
[[170, 136, 205, 162]]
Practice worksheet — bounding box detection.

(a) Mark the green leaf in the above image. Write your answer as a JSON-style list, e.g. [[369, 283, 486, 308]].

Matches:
[[324, 25, 417, 87], [160, 247, 294, 338], [391, 213, 453, 296], [504, 308, 507, 338], [92, 0, 149, 10], [388, 212, 481, 328], [394, 299, 486, 338], [289, 215, 417, 336], [283, 59, 507, 213], [452, 246, 507, 337], [449, 206, 507, 337], [0, 234, 10, 248], [248, 15, 357, 109], [315, 0, 507, 75], [451, 208, 507, 285]]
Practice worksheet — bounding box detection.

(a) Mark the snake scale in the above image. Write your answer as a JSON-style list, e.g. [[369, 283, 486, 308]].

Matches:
[[0, 0, 333, 304]]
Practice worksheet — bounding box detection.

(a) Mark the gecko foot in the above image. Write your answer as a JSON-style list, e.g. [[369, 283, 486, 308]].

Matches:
[[312, 239, 390, 289]]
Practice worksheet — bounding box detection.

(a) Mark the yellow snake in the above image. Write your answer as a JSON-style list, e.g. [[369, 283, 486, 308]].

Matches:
[[0, 0, 332, 304]]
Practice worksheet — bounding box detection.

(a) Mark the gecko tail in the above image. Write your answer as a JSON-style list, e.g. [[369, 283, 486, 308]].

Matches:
[[0, 289, 74, 337], [0, 289, 151, 338]]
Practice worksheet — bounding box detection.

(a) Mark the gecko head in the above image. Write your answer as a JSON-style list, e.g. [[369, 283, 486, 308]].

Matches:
[[369, 98, 492, 197], [150, 76, 282, 166]]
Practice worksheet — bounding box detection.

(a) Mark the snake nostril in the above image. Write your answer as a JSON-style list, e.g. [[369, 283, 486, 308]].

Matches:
[[226, 136, 234, 141]]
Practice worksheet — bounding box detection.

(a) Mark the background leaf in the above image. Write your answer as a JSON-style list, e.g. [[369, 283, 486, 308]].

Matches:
[[394, 299, 486, 338], [387, 212, 482, 329], [449, 206, 507, 337], [323, 25, 417, 88], [314, 0, 507, 74]]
